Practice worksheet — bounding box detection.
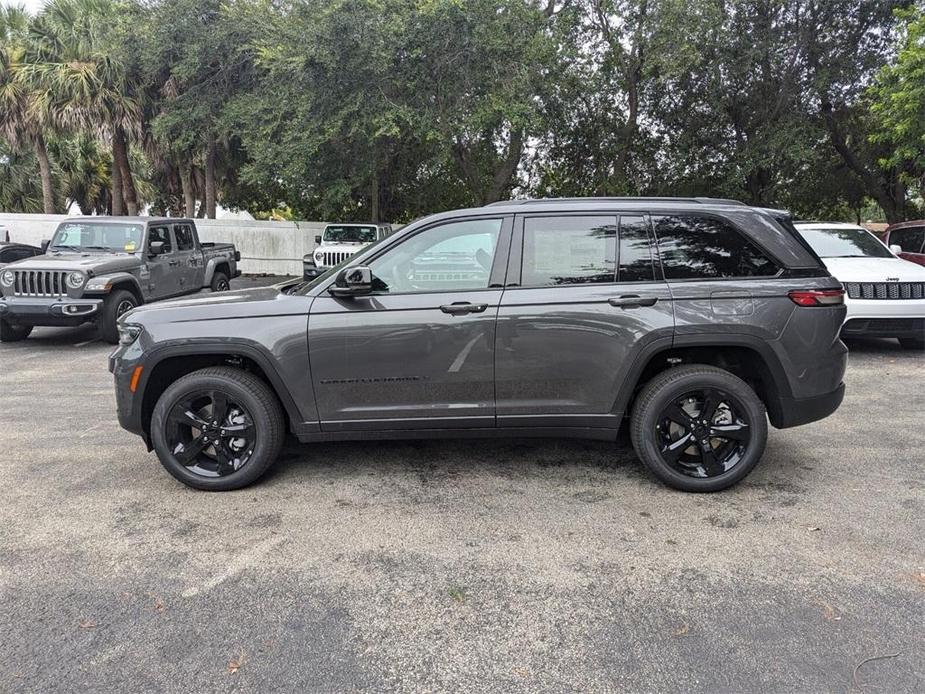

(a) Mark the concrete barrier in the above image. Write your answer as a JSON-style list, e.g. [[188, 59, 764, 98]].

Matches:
[[0, 213, 325, 276]]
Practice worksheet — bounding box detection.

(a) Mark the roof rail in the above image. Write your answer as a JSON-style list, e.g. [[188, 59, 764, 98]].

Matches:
[[484, 196, 748, 207]]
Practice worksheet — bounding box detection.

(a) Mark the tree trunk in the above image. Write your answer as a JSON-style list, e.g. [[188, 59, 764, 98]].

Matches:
[[204, 140, 217, 219], [180, 162, 195, 217], [370, 169, 380, 222], [111, 141, 123, 216], [113, 127, 138, 215], [33, 133, 56, 214]]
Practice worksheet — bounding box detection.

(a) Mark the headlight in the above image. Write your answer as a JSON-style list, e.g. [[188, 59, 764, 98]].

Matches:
[[66, 271, 86, 288], [0, 270, 14, 287], [117, 323, 143, 345], [85, 278, 112, 292], [314, 252, 323, 263]]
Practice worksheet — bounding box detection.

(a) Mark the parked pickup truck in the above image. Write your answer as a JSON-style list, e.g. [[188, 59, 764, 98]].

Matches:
[[0, 217, 239, 344]]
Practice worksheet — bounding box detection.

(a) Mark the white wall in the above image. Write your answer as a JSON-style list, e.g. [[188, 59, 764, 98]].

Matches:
[[0, 213, 324, 276]]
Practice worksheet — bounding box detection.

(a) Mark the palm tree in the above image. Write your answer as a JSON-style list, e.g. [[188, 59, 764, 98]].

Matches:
[[22, 0, 144, 215], [0, 5, 56, 214]]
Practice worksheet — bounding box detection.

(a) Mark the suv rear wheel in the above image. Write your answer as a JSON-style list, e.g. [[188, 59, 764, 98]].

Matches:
[[630, 365, 768, 492], [0, 318, 32, 342], [150, 367, 285, 491]]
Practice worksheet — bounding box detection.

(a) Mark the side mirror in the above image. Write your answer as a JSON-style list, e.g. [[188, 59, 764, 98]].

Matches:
[[889, 244, 903, 255], [40, 239, 49, 252], [148, 241, 165, 257], [315, 235, 322, 245], [328, 266, 372, 298]]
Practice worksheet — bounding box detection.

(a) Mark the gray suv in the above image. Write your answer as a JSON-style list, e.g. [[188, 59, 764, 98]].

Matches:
[[110, 198, 848, 492]]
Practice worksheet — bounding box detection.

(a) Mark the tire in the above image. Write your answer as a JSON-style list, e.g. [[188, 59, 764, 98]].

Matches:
[[210, 271, 230, 292], [0, 319, 32, 342], [630, 365, 768, 492], [99, 289, 138, 344], [899, 337, 924, 351], [150, 366, 285, 491]]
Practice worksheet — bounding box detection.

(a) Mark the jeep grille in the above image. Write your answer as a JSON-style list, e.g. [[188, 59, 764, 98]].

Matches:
[[11, 270, 69, 297], [319, 250, 354, 267], [843, 282, 925, 300]]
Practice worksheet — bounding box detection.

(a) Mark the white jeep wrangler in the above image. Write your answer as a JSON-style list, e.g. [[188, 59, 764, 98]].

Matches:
[[303, 223, 392, 279]]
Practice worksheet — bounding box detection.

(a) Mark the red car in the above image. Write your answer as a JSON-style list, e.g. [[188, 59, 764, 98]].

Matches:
[[884, 220, 925, 267]]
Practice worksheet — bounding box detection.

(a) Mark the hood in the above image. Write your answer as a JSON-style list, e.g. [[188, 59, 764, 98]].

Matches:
[[125, 285, 309, 326], [6, 251, 142, 275], [821, 256, 925, 283]]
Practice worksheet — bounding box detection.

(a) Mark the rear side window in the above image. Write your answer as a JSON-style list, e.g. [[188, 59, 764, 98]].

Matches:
[[618, 216, 655, 282], [891, 227, 925, 254], [653, 215, 778, 279], [174, 224, 195, 251], [522, 216, 616, 286]]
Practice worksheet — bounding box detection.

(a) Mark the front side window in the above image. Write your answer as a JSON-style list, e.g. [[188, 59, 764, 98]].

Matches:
[[174, 224, 195, 251], [797, 226, 893, 259], [368, 218, 502, 293], [654, 215, 779, 279], [891, 227, 925, 254], [522, 216, 616, 286], [51, 223, 144, 252], [1, 247, 38, 262], [148, 225, 173, 254]]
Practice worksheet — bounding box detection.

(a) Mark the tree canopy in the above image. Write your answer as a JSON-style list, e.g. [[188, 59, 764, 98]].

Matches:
[[0, 0, 920, 223]]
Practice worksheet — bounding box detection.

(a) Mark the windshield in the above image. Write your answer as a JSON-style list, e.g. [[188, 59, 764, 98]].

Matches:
[[323, 225, 377, 244], [797, 227, 893, 259], [51, 222, 144, 253]]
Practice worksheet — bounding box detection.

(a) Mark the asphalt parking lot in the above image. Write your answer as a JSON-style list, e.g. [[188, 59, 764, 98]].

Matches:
[[0, 278, 923, 693]]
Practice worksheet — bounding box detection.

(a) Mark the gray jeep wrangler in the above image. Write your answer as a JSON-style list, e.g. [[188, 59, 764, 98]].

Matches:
[[0, 217, 239, 344]]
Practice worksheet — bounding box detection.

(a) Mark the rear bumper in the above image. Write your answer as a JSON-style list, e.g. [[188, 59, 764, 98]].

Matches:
[[0, 296, 102, 326], [773, 382, 845, 429]]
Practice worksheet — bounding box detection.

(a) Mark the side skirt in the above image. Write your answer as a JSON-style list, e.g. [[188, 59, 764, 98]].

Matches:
[[295, 426, 621, 444]]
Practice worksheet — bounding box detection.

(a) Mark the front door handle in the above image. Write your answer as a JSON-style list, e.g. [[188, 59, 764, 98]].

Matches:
[[608, 295, 658, 309], [440, 302, 489, 315]]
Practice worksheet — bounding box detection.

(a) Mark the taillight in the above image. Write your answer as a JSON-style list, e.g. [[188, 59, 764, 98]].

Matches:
[[788, 289, 845, 306]]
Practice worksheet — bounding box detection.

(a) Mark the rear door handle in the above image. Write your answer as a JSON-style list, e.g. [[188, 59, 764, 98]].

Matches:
[[608, 295, 658, 308], [440, 302, 489, 315]]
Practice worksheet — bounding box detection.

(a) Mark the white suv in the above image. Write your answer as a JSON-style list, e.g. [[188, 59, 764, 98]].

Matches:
[[795, 222, 925, 350], [303, 223, 392, 279]]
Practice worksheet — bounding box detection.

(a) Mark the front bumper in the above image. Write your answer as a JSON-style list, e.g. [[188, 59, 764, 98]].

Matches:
[[302, 263, 324, 281], [109, 341, 150, 445], [0, 296, 103, 326], [842, 317, 925, 339]]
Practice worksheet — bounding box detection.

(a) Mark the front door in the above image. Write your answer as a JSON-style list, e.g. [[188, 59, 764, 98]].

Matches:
[[144, 224, 179, 299], [309, 216, 512, 431], [495, 213, 674, 429], [172, 222, 200, 292]]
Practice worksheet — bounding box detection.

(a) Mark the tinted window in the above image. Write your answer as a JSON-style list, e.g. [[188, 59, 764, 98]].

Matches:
[[1, 247, 38, 262], [368, 218, 502, 293], [148, 225, 173, 253], [522, 216, 616, 286], [618, 216, 655, 282], [174, 223, 195, 251], [891, 227, 925, 254], [797, 226, 893, 259], [654, 215, 778, 279]]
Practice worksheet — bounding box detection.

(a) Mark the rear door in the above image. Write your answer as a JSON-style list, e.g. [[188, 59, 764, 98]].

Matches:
[[495, 212, 674, 430], [172, 222, 201, 292], [309, 215, 512, 431]]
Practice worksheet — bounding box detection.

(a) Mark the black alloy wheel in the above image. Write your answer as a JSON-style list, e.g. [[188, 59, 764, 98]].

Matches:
[[630, 365, 768, 492], [150, 367, 285, 490], [165, 390, 257, 478], [116, 297, 136, 318], [655, 388, 751, 478]]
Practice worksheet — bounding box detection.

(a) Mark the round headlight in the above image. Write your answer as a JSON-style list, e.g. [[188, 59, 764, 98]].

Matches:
[[66, 271, 86, 288], [0, 269, 14, 287]]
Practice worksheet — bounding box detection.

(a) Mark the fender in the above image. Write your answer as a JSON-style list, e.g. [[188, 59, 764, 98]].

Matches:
[[610, 332, 793, 424], [84, 272, 145, 301], [137, 339, 315, 437], [203, 257, 230, 287]]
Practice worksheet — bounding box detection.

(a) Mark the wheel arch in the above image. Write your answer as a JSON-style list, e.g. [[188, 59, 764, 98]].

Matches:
[[615, 335, 792, 429], [137, 342, 304, 438]]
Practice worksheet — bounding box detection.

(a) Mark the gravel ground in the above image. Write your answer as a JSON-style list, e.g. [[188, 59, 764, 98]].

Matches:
[[0, 279, 922, 692]]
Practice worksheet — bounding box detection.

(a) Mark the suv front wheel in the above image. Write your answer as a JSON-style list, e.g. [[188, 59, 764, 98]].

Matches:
[[150, 367, 285, 490], [630, 365, 768, 492]]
